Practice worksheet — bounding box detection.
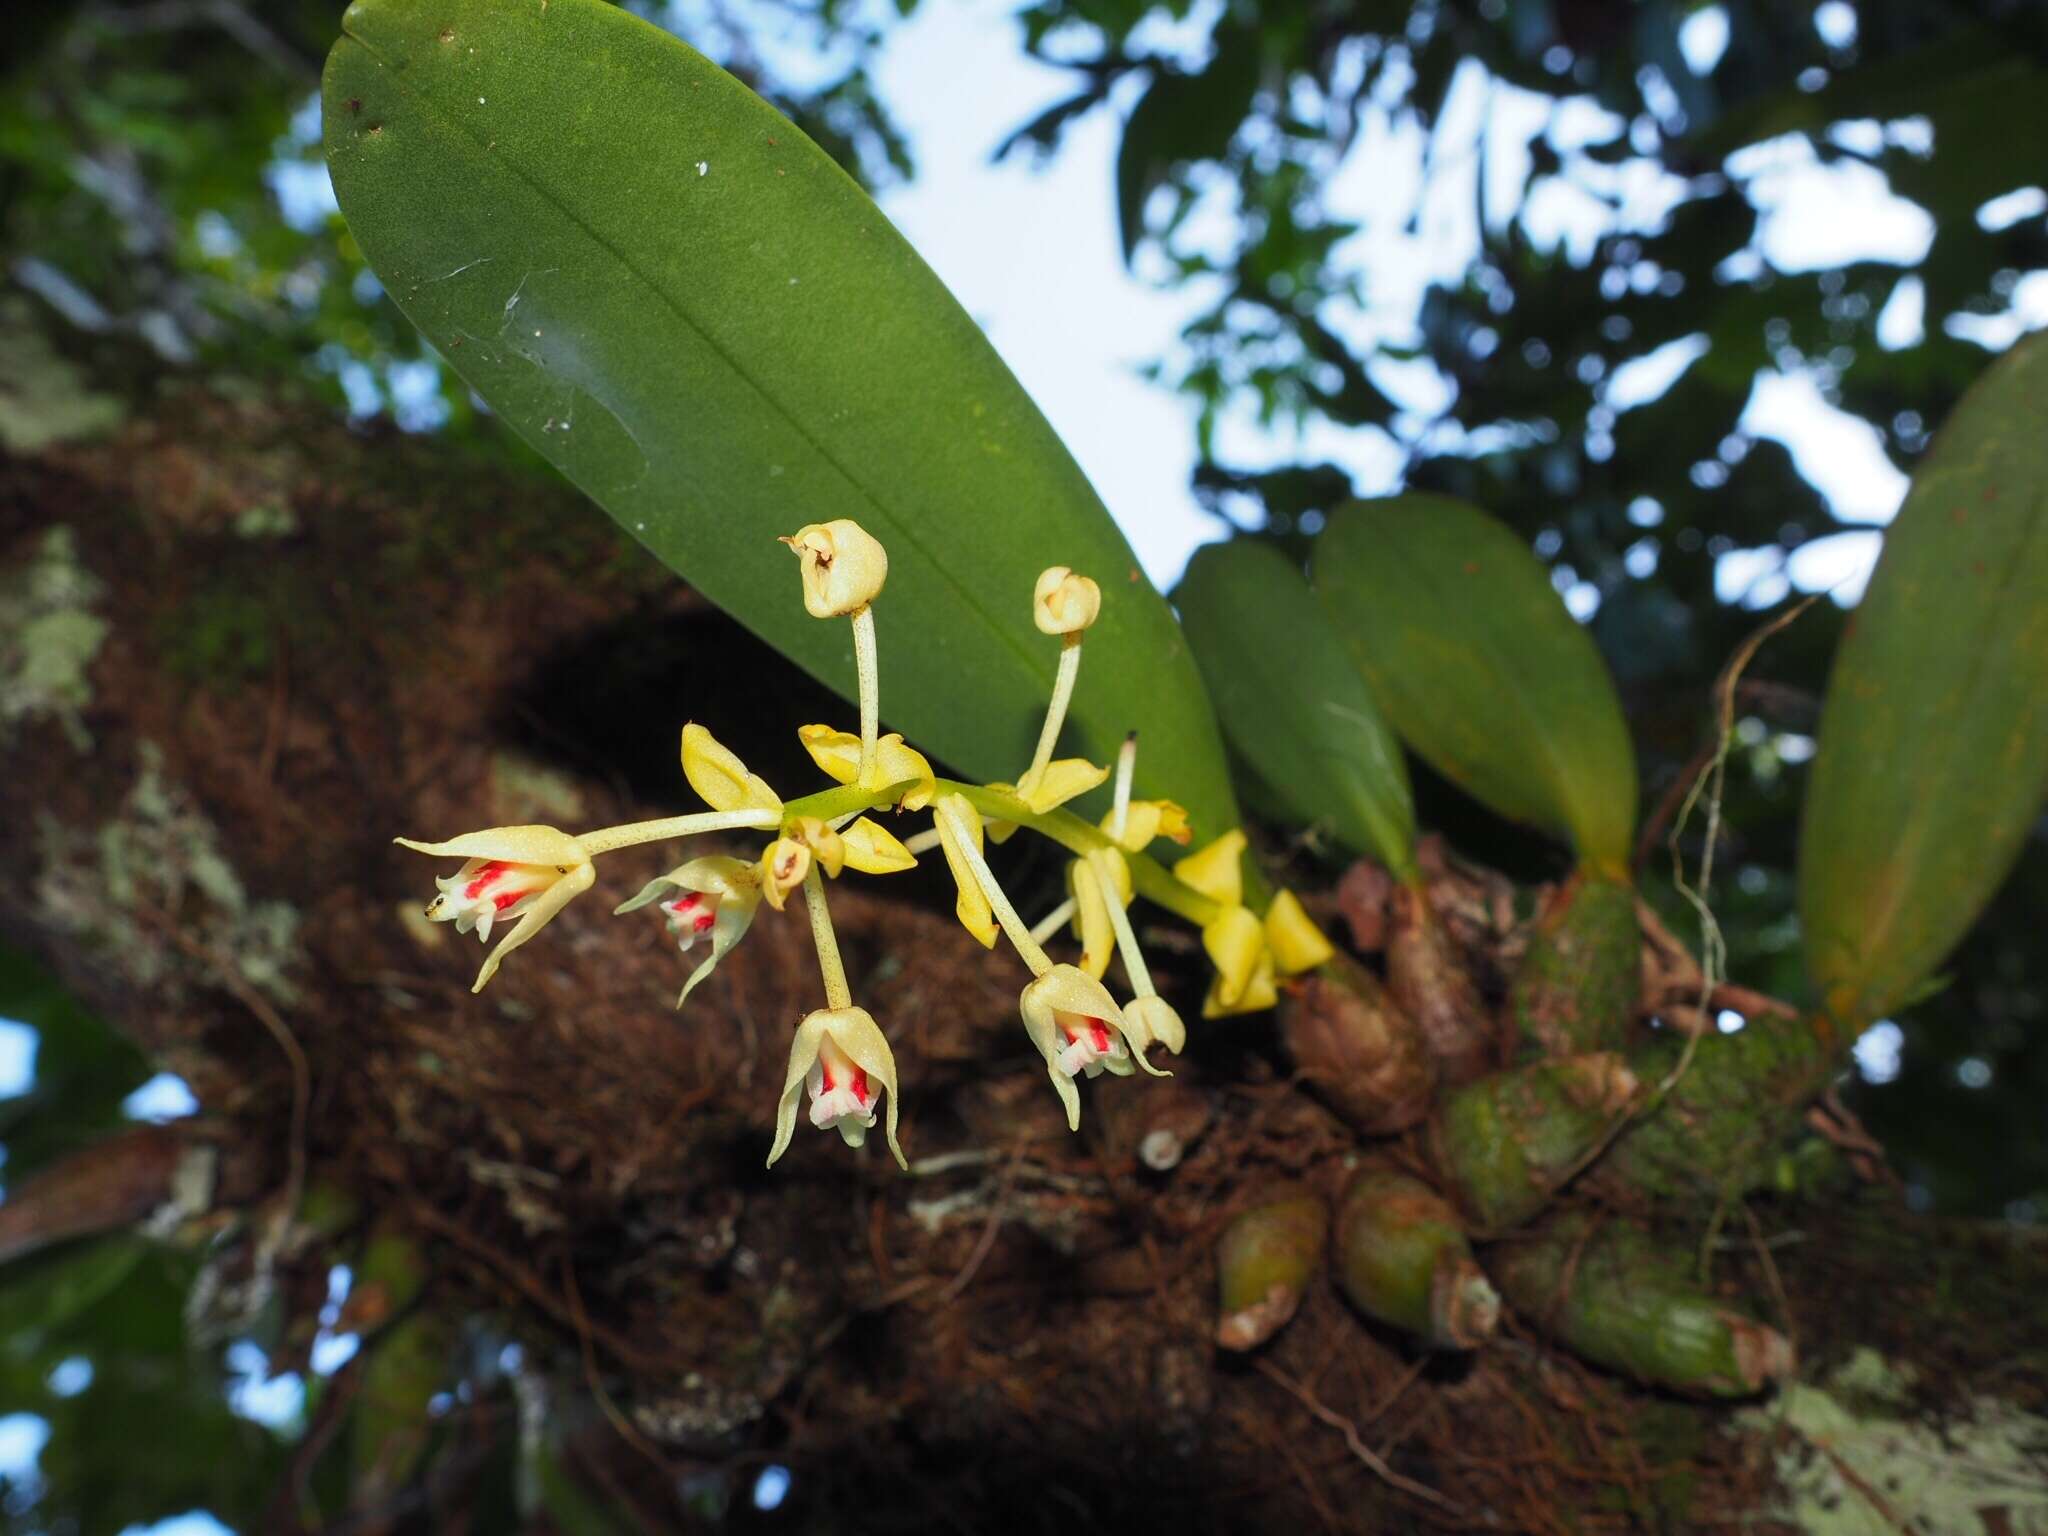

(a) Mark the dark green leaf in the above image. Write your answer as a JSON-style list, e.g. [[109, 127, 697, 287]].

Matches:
[[1799, 333, 2048, 1030], [1312, 496, 1638, 870], [1177, 538, 1416, 880], [322, 0, 1236, 837]]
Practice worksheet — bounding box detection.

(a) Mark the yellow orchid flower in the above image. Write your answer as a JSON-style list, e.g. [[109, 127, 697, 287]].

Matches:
[[1175, 828, 1247, 907], [397, 824, 595, 993], [796, 724, 935, 811], [759, 837, 811, 911], [1018, 964, 1164, 1130], [841, 816, 916, 874], [1265, 888, 1336, 974], [614, 855, 762, 1009], [932, 793, 998, 948], [1100, 797, 1192, 852], [767, 1005, 906, 1169], [681, 723, 782, 816], [781, 519, 888, 619]]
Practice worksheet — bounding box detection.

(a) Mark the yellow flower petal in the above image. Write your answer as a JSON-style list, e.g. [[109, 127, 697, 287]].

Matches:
[[1201, 905, 1265, 1007], [395, 824, 587, 867], [795, 725, 935, 811], [759, 838, 810, 911], [1265, 888, 1336, 974], [841, 816, 917, 875], [1202, 945, 1278, 1018], [1016, 756, 1109, 815], [472, 859, 595, 993], [791, 816, 846, 878], [1121, 994, 1187, 1056], [1100, 798, 1192, 851], [1068, 859, 1115, 980], [682, 724, 781, 815], [1175, 829, 1247, 907], [933, 794, 998, 948]]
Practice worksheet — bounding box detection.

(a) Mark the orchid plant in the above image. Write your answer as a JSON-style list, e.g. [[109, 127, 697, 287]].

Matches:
[[399, 519, 1335, 1169]]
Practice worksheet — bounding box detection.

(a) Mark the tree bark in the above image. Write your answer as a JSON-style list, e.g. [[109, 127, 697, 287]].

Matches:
[[4, 395, 2044, 1534]]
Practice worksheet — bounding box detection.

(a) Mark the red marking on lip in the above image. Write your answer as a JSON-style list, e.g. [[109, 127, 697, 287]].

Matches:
[[693, 911, 714, 933], [492, 889, 528, 913], [851, 1066, 870, 1105], [466, 860, 509, 899], [1088, 1018, 1110, 1054]]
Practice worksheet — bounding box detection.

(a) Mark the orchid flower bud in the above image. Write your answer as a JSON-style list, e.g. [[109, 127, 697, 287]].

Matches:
[[1032, 565, 1101, 635], [782, 519, 888, 618]]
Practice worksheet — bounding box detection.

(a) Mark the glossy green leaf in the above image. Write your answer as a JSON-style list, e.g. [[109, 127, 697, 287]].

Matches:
[[1799, 332, 2048, 1031], [1312, 495, 1638, 871], [1176, 538, 1417, 882], [321, 0, 1236, 839]]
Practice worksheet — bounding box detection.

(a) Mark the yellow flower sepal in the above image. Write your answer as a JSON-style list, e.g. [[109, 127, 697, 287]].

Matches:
[[1015, 756, 1109, 815], [933, 793, 998, 948], [1121, 994, 1187, 1056], [768, 1005, 905, 1169], [759, 838, 810, 911], [1202, 945, 1278, 1018], [1100, 798, 1192, 852], [796, 725, 935, 811], [841, 816, 916, 874], [1175, 828, 1247, 907], [1069, 859, 1114, 980], [782, 520, 888, 618], [790, 816, 846, 877], [1201, 904, 1265, 1007], [1265, 888, 1336, 974], [682, 724, 782, 815], [396, 824, 595, 993]]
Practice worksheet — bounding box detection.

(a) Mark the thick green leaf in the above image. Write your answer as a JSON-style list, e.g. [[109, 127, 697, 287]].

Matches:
[[1176, 538, 1417, 881], [321, 0, 1236, 838], [1312, 495, 1638, 871], [1799, 333, 2048, 1031]]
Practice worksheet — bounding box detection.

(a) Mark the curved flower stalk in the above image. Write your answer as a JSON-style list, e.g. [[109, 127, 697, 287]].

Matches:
[[396, 517, 1288, 1166]]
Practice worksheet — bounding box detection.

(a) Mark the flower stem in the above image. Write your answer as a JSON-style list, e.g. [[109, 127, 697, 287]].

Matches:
[[939, 800, 1052, 976], [1019, 636, 1082, 792], [1029, 896, 1077, 947], [781, 778, 913, 828], [1109, 732, 1137, 841], [1094, 856, 1157, 999], [578, 808, 781, 855], [802, 863, 852, 1009], [936, 779, 1221, 928], [852, 604, 880, 786]]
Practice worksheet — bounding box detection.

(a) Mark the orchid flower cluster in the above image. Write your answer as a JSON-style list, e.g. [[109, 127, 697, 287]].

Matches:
[[399, 519, 1336, 1169]]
